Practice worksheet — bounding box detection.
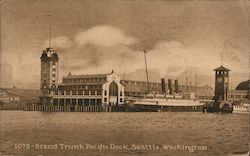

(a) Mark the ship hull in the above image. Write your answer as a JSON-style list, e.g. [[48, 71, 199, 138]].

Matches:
[[118, 97, 204, 112], [116, 104, 203, 112], [233, 104, 250, 114]]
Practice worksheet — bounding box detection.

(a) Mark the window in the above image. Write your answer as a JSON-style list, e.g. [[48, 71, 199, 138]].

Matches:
[[104, 90, 107, 96], [104, 98, 107, 102], [78, 90, 83, 95], [52, 74, 56, 77], [120, 91, 123, 96], [60, 90, 64, 95], [66, 90, 70, 95], [84, 91, 89, 95], [72, 90, 77, 95], [120, 98, 122, 102], [97, 90, 102, 95]]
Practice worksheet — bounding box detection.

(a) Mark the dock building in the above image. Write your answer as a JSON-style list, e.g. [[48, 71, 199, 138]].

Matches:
[[39, 47, 214, 106]]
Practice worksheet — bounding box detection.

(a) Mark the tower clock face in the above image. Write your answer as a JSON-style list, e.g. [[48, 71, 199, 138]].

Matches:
[[217, 77, 222, 83]]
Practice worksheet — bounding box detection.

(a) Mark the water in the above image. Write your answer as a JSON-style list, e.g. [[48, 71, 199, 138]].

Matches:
[[0, 111, 249, 156]]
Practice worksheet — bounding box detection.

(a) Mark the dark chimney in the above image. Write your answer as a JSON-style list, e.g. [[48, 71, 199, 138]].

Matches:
[[168, 79, 173, 95], [161, 78, 166, 94], [175, 79, 179, 93]]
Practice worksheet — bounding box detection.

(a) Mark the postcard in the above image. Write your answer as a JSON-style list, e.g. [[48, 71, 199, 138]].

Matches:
[[0, 0, 249, 155]]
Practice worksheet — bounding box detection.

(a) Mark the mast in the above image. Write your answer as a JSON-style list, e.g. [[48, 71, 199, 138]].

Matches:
[[48, 0, 52, 48], [248, 49, 250, 102], [144, 49, 150, 94], [221, 41, 225, 66], [221, 51, 224, 66], [185, 58, 189, 94], [49, 25, 52, 48]]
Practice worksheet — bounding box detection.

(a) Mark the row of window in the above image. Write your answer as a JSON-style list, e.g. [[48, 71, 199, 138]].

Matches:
[[103, 98, 123, 103], [59, 85, 102, 90], [63, 77, 107, 83], [53, 99, 102, 105], [54, 90, 102, 96], [228, 94, 248, 99], [179, 86, 211, 91], [121, 81, 159, 87], [216, 71, 228, 75], [103, 90, 123, 96], [42, 79, 56, 84]]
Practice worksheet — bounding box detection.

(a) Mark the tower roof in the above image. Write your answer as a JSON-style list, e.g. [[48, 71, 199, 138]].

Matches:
[[213, 66, 231, 71], [40, 47, 59, 61]]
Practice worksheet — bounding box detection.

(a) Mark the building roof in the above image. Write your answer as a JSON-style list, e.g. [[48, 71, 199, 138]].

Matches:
[[63, 74, 108, 79], [59, 82, 105, 86], [236, 80, 249, 90], [0, 88, 40, 98], [213, 66, 231, 71]]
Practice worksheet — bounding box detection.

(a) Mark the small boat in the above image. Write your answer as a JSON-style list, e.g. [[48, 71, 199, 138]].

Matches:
[[233, 103, 250, 114], [219, 101, 233, 113], [203, 100, 233, 113]]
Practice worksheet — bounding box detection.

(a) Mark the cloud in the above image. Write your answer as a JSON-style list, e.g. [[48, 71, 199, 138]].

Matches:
[[44, 36, 72, 48], [59, 44, 144, 75], [75, 25, 138, 47]]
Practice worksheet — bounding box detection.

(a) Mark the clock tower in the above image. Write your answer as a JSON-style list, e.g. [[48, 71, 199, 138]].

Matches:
[[40, 47, 59, 105], [213, 66, 230, 101]]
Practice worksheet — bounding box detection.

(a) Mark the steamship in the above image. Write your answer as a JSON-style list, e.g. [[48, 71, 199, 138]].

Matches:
[[121, 80, 204, 112]]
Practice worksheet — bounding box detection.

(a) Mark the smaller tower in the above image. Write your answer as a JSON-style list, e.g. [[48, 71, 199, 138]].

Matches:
[[213, 66, 230, 101], [40, 47, 59, 105]]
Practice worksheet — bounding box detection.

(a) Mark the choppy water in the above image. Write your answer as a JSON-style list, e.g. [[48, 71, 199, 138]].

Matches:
[[0, 111, 249, 156]]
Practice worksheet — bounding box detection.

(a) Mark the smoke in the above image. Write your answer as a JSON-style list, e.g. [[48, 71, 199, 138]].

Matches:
[[75, 25, 138, 47]]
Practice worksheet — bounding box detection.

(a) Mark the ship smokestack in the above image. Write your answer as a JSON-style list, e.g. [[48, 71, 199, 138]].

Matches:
[[175, 79, 179, 94], [168, 79, 173, 95], [161, 78, 166, 94]]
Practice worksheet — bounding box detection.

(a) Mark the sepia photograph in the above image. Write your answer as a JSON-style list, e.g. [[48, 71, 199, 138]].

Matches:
[[0, 0, 249, 155]]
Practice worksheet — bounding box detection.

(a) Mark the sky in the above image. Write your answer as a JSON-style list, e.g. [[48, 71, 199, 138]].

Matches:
[[0, 0, 249, 89]]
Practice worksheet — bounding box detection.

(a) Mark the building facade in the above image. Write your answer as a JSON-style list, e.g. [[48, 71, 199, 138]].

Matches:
[[50, 71, 125, 106]]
